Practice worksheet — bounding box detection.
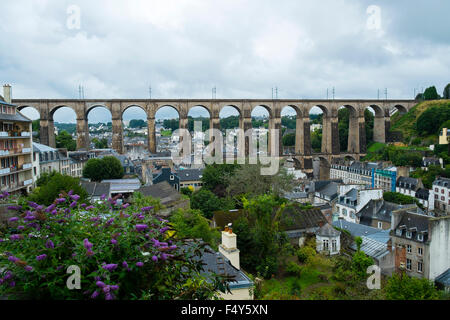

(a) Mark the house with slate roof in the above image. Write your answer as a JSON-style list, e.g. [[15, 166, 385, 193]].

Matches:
[[335, 187, 383, 224], [396, 176, 423, 198], [315, 223, 341, 255], [391, 206, 450, 281], [358, 199, 401, 230], [138, 181, 189, 216]]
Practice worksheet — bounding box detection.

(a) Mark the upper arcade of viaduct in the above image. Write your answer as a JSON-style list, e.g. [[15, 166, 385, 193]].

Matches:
[[12, 98, 417, 170]]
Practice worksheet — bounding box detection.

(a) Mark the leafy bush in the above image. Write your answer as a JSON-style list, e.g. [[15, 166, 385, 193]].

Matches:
[[297, 246, 316, 264], [28, 172, 88, 206], [385, 273, 439, 300], [351, 251, 374, 280], [285, 261, 303, 277], [0, 192, 228, 300], [83, 156, 124, 182]]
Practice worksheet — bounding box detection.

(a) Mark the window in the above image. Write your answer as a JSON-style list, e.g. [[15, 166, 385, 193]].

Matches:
[[406, 231, 412, 239], [406, 259, 412, 271], [378, 222, 383, 229], [407, 245, 412, 253], [396, 229, 402, 236], [418, 262, 423, 273], [417, 234, 423, 242], [323, 239, 329, 251], [332, 239, 337, 252], [342, 209, 347, 216], [169, 175, 174, 181], [418, 247, 423, 255]]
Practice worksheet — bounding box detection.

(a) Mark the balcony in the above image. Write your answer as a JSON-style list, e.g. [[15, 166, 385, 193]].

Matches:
[[0, 148, 32, 156], [23, 163, 32, 170], [24, 179, 33, 186], [0, 131, 33, 138]]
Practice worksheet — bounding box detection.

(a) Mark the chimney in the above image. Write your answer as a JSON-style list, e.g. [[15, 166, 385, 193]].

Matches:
[[3, 84, 11, 104], [219, 223, 240, 270]]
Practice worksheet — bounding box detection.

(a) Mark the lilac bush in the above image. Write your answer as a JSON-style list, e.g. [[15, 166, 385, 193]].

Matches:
[[0, 192, 229, 300]]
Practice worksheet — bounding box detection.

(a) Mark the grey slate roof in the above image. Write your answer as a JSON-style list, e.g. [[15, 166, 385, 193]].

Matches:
[[433, 177, 450, 188], [332, 219, 381, 237], [184, 241, 253, 290], [80, 181, 111, 197], [393, 211, 430, 243], [397, 176, 419, 190], [350, 236, 390, 260], [138, 181, 181, 205], [359, 200, 401, 225], [280, 204, 327, 233], [435, 268, 450, 287], [176, 168, 203, 181], [415, 188, 429, 201], [0, 110, 32, 122], [316, 223, 340, 237]]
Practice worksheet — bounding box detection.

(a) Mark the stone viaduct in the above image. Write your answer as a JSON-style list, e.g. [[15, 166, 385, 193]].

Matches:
[[11, 98, 417, 173]]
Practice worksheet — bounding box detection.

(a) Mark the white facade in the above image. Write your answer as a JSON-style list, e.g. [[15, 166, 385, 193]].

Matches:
[[428, 216, 450, 281]]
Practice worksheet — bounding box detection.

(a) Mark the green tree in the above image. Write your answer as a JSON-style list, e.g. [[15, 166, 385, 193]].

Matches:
[[423, 86, 439, 100], [92, 138, 108, 149], [443, 83, 450, 99], [56, 130, 76, 151], [163, 119, 179, 131], [169, 209, 221, 248], [226, 163, 294, 200], [281, 115, 296, 129], [311, 129, 322, 152], [83, 157, 124, 182], [385, 273, 439, 300], [36, 171, 58, 187], [190, 188, 233, 219], [416, 105, 450, 136], [129, 119, 146, 128], [338, 108, 350, 152], [28, 172, 88, 205], [220, 116, 240, 130], [365, 108, 374, 144], [234, 195, 289, 278], [282, 133, 295, 146], [201, 163, 240, 196]]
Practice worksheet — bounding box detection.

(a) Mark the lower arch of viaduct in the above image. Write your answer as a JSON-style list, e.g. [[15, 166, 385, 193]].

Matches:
[[12, 99, 416, 171]]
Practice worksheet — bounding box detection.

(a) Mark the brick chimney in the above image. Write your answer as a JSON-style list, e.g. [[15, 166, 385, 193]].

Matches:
[[219, 223, 240, 270], [3, 84, 11, 104]]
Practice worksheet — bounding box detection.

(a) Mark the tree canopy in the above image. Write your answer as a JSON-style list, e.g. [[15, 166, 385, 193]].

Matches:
[[56, 130, 76, 151], [423, 86, 439, 100], [83, 156, 124, 182]]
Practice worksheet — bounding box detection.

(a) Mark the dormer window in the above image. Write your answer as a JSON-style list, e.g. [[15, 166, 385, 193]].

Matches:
[[417, 234, 423, 242], [406, 231, 412, 239], [170, 175, 174, 181], [396, 229, 402, 236]]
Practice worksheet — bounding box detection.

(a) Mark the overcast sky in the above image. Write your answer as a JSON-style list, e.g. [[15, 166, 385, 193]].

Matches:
[[2, 0, 449, 122]]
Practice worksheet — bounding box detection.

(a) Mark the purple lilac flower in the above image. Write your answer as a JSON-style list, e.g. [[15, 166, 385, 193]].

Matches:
[[86, 205, 94, 210], [9, 217, 19, 222], [135, 224, 148, 232], [51, 209, 57, 215], [70, 194, 80, 201], [100, 194, 106, 200], [122, 261, 128, 269], [36, 205, 44, 211], [28, 201, 39, 209], [45, 240, 55, 249], [152, 255, 158, 262], [36, 254, 47, 261], [3, 191, 10, 197], [80, 203, 87, 208], [86, 250, 94, 256], [96, 281, 106, 288], [110, 285, 119, 291], [10, 234, 21, 241], [106, 218, 114, 225], [56, 265, 64, 271], [70, 201, 77, 208], [55, 198, 66, 204], [169, 245, 177, 250], [161, 253, 168, 261], [7, 205, 21, 211], [24, 266, 33, 272], [111, 239, 117, 245], [4, 271, 13, 280], [9, 281, 15, 287], [45, 204, 56, 213], [122, 203, 130, 209], [141, 206, 154, 212], [105, 293, 114, 300], [68, 190, 74, 196], [83, 239, 93, 250], [102, 264, 118, 272], [160, 227, 170, 234], [136, 262, 144, 267], [91, 291, 99, 299], [8, 256, 19, 263]]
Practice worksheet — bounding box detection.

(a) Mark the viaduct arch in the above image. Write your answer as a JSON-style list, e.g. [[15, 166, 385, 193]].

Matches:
[[14, 98, 417, 173]]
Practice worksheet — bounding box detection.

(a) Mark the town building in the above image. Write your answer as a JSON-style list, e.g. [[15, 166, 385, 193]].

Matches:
[[422, 157, 443, 170], [439, 127, 449, 145], [0, 86, 33, 194], [390, 206, 450, 281], [335, 187, 383, 223], [358, 199, 401, 230], [315, 223, 341, 256], [431, 177, 450, 215], [177, 168, 204, 190], [138, 181, 189, 216], [80, 181, 111, 202], [32, 142, 70, 177], [330, 161, 397, 192], [396, 176, 423, 197]]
